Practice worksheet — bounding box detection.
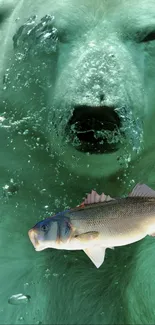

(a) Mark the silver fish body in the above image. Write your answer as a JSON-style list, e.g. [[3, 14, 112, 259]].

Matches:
[[66, 197, 155, 248], [28, 183, 155, 268]]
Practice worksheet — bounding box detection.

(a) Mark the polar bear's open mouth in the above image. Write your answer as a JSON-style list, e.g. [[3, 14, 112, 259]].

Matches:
[[67, 105, 123, 154]]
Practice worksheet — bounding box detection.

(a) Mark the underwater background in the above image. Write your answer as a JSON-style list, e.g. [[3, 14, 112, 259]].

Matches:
[[1, 0, 155, 324]]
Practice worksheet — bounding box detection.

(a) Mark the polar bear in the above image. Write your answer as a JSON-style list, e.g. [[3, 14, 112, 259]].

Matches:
[[0, 0, 155, 324]]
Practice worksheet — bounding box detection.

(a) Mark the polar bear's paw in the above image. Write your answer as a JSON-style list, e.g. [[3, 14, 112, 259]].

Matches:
[[13, 15, 58, 56]]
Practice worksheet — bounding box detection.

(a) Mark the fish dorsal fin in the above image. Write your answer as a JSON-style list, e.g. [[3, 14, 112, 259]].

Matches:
[[77, 190, 115, 207], [84, 246, 106, 268], [129, 183, 155, 197]]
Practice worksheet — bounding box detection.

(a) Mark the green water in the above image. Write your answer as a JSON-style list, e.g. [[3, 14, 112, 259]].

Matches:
[[1, 1, 155, 324], [0, 122, 155, 325]]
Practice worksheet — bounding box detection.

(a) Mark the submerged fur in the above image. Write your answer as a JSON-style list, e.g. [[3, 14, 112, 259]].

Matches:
[[1, 0, 155, 324]]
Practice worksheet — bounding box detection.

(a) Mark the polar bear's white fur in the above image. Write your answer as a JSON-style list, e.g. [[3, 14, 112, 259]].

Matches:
[[0, 0, 155, 324]]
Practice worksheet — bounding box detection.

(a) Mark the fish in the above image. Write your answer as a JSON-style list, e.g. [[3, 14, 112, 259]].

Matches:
[[28, 183, 155, 268]]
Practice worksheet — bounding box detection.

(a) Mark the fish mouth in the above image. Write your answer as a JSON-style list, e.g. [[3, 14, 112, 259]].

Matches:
[[66, 105, 124, 154], [28, 228, 39, 249]]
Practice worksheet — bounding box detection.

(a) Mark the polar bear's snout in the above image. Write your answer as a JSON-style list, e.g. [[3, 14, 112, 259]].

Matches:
[[66, 104, 123, 154]]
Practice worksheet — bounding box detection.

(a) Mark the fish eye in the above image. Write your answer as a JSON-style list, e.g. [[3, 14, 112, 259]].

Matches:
[[40, 224, 49, 232]]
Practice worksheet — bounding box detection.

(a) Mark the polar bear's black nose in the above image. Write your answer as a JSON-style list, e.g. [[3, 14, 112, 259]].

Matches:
[[67, 105, 122, 154]]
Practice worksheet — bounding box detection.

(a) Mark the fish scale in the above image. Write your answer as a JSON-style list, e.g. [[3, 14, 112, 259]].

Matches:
[[68, 198, 155, 233]]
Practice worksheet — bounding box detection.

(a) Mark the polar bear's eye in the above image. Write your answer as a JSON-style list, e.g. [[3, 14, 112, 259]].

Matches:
[[142, 31, 155, 43], [58, 30, 71, 44]]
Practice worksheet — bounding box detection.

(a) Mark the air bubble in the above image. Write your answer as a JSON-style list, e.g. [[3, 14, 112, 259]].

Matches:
[[8, 293, 31, 305]]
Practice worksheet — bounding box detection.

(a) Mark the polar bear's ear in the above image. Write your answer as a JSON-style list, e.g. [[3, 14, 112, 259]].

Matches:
[[0, 2, 15, 25], [0, 8, 11, 24]]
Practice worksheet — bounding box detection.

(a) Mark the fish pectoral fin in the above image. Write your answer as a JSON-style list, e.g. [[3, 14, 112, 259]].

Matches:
[[83, 246, 106, 268], [74, 231, 99, 241]]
